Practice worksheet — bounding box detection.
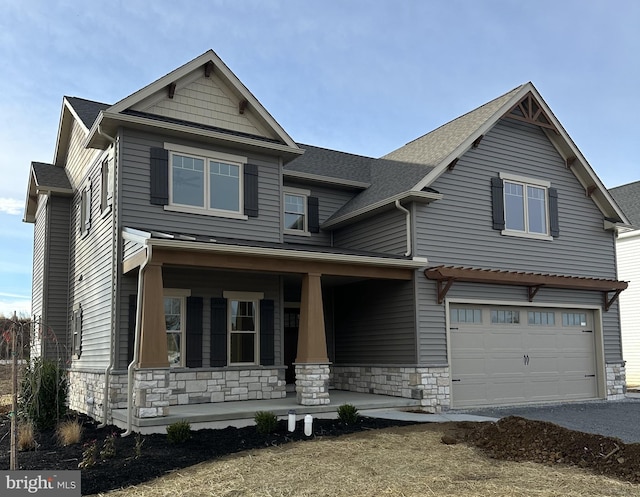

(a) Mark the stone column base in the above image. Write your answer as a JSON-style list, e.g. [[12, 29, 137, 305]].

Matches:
[[295, 363, 330, 406], [606, 362, 626, 400], [133, 369, 172, 418]]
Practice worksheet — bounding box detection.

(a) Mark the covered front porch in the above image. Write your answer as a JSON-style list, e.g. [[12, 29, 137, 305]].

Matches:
[[111, 390, 421, 433]]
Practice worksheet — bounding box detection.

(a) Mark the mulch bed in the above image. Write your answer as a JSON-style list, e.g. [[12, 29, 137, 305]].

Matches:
[[3, 411, 640, 495]]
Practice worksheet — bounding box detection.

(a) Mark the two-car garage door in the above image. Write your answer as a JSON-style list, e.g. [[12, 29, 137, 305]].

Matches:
[[450, 305, 599, 408]]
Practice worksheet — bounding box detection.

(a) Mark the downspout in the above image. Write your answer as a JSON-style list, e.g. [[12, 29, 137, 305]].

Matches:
[[395, 200, 412, 257], [122, 241, 152, 437], [97, 132, 117, 428]]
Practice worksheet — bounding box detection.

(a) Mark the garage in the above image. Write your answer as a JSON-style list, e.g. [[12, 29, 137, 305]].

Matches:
[[450, 304, 599, 408]]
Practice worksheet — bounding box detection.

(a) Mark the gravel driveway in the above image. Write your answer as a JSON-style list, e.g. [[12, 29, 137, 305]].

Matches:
[[459, 396, 640, 443]]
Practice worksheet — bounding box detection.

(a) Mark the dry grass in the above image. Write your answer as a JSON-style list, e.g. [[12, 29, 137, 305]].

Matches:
[[90, 424, 640, 497], [17, 419, 36, 451], [57, 419, 84, 446]]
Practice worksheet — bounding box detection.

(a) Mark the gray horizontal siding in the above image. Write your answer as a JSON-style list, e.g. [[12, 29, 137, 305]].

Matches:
[[414, 118, 621, 364], [334, 279, 416, 364], [333, 208, 407, 255], [70, 152, 114, 370], [120, 129, 282, 243], [31, 196, 47, 322], [116, 268, 281, 370], [283, 181, 355, 246]]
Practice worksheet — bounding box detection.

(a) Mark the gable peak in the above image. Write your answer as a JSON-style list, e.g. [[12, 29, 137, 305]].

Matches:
[[504, 91, 556, 131]]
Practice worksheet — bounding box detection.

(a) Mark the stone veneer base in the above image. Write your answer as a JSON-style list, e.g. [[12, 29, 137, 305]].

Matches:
[[295, 363, 330, 405], [606, 362, 626, 400], [331, 365, 450, 413]]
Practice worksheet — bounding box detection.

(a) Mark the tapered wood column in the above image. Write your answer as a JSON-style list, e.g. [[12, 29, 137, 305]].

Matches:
[[138, 262, 169, 368], [296, 272, 329, 363]]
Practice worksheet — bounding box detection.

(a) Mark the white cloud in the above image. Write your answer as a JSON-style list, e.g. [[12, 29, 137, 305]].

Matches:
[[0, 198, 23, 216], [0, 298, 31, 318]]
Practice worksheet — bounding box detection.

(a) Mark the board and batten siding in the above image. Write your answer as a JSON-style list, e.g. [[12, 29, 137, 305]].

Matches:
[[116, 268, 282, 370], [414, 118, 621, 365], [617, 232, 640, 386], [333, 279, 416, 364], [30, 196, 47, 357], [283, 181, 356, 246], [120, 129, 282, 243], [333, 208, 408, 255], [68, 149, 115, 370]]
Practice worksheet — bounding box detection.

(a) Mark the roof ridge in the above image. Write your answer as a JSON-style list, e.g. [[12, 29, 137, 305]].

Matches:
[[65, 95, 111, 106], [297, 143, 376, 160], [610, 179, 640, 191]]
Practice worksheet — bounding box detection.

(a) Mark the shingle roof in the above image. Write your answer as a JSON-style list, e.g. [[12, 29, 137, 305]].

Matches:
[[32, 162, 72, 191], [285, 144, 373, 183], [65, 96, 110, 129], [610, 181, 640, 226], [382, 85, 524, 167]]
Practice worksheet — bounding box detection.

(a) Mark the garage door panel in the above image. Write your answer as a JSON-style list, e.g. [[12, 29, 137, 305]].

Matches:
[[451, 305, 598, 408]]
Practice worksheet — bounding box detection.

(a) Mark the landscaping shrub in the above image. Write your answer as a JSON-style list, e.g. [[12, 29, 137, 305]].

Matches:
[[166, 420, 191, 443], [20, 358, 68, 430], [254, 411, 278, 434], [56, 419, 83, 446], [18, 420, 36, 451], [337, 404, 359, 424]]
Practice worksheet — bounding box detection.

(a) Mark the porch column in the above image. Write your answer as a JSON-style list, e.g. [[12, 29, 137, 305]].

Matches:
[[138, 262, 169, 369], [295, 272, 330, 405]]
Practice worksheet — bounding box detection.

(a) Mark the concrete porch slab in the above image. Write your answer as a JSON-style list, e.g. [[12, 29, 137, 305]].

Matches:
[[111, 390, 421, 433]]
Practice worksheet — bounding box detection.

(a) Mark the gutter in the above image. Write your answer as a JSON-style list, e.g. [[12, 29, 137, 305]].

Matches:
[[122, 239, 152, 436], [394, 200, 412, 257]]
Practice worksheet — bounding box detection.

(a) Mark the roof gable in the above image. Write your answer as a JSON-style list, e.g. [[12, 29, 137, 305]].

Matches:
[[610, 181, 640, 226], [23, 162, 73, 222], [90, 50, 299, 152]]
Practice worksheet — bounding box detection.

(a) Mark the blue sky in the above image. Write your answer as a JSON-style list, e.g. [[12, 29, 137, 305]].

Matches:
[[0, 0, 638, 316]]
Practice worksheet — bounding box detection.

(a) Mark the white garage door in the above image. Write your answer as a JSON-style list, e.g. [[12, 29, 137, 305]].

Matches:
[[450, 305, 598, 408]]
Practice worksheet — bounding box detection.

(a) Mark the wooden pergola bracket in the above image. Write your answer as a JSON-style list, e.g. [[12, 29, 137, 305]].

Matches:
[[437, 279, 455, 304], [528, 285, 543, 302], [604, 289, 623, 312]]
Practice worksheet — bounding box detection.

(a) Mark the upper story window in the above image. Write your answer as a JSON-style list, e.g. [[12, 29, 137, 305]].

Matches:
[[170, 152, 241, 214], [150, 143, 256, 220], [491, 173, 559, 240], [283, 187, 310, 235]]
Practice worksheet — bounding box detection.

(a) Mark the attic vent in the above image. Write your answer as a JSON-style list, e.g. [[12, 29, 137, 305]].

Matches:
[[204, 61, 214, 77], [505, 92, 556, 131]]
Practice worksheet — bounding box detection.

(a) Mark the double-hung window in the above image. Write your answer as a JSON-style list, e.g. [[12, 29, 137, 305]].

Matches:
[[224, 291, 263, 365], [166, 144, 246, 219], [497, 173, 555, 240], [164, 289, 190, 367], [283, 187, 310, 234]]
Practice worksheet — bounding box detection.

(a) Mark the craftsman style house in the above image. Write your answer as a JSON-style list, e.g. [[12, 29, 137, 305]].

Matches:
[[24, 50, 630, 428]]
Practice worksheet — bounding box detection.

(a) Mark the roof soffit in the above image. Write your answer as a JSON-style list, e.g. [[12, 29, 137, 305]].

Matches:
[[95, 50, 299, 151]]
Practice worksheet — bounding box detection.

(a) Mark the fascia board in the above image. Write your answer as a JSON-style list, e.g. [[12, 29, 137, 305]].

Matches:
[[321, 190, 443, 230], [86, 111, 304, 159], [148, 238, 427, 269], [412, 84, 533, 192]]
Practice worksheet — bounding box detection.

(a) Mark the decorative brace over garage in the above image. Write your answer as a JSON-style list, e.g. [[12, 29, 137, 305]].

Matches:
[[425, 265, 628, 311]]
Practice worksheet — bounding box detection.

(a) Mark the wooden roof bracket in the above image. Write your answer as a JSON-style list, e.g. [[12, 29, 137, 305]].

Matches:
[[565, 156, 576, 168], [437, 279, 455, 304], [586, 185, 597, 197], [528, 285, 543, 302], [472, 135, 484, 148], [447, 158, 459, 171], [604, 289, 623, 312]]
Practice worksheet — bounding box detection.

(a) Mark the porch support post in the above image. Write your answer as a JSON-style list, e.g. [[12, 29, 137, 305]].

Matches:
[[138, 262, 169, 369], [295, 272, 330, 405]]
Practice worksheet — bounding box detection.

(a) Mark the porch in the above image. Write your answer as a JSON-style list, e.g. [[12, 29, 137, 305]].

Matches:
[[111, 390, 421, 433]]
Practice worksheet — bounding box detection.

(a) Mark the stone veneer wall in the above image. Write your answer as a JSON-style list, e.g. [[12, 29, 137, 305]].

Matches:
[[68, 367, 286, 420], [331, 365, 450, 413], [606, 362, 626, 400]]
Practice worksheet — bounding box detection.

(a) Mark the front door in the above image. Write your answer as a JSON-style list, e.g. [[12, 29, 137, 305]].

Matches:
[[283, 307, 300, 384]]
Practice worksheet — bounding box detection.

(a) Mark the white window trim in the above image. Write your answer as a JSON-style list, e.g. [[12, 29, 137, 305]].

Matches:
[[283, 187, 311, 236], [164, 142, 247, 220], [499, 172, 552, 240], [223, 291, 263, 366], [164, 289, 191, 368]]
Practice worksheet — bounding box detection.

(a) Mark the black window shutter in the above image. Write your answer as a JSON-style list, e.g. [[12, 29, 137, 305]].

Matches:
[[210, 297, 228, 367], [186, 296, 203, 368], [259, 299, 275, 366], [491, 177, 505, 230], [308, 196, 320, 233], [548, 187, 560, 237], [150, 147, 169, 205], [244, 164, 259, 217]]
